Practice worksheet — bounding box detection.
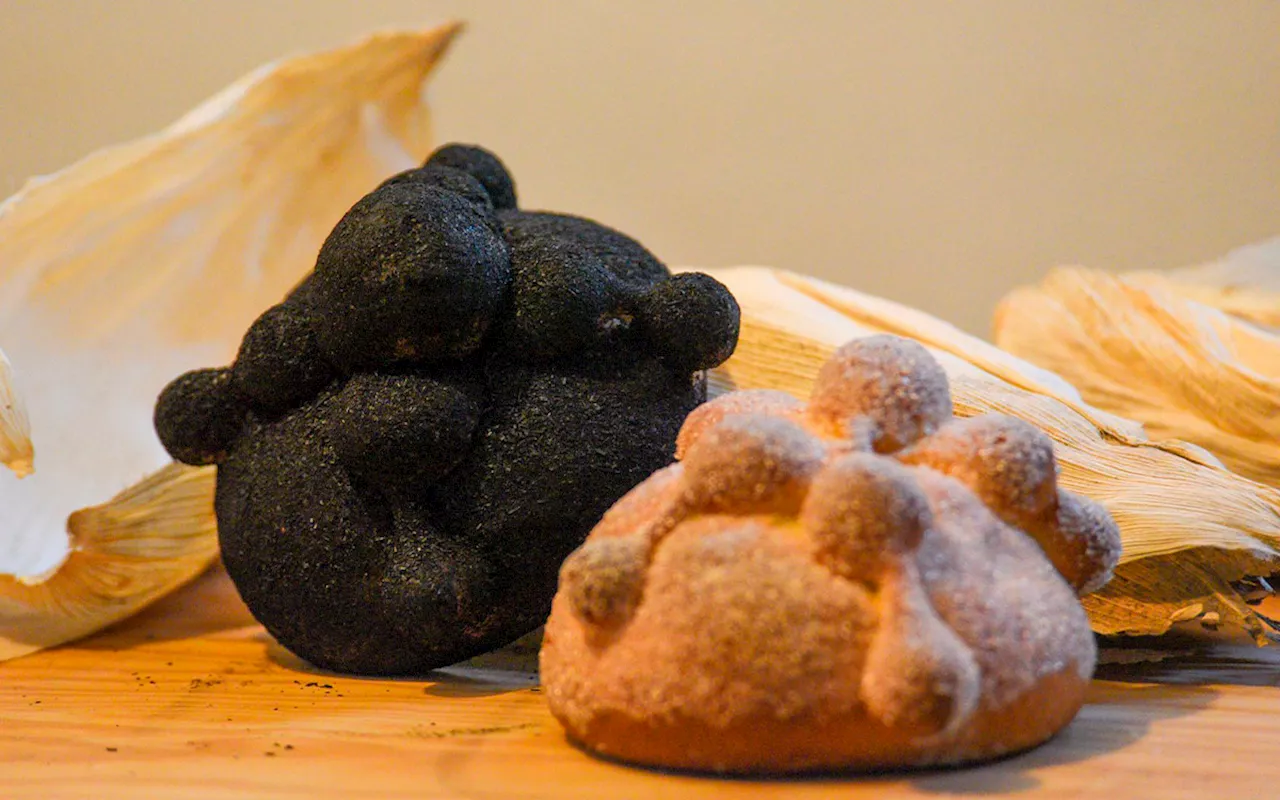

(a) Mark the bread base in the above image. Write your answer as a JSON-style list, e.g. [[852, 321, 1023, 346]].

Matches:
[[552, 667, 1087, 775]]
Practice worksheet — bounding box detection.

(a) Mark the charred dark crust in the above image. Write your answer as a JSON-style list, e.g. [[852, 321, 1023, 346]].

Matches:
[[154, 142, 741, 676]]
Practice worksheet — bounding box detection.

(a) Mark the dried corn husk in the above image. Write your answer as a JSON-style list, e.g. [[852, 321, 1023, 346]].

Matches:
[[701, 266, 1280, 641], [1137, 236, 1280, 330], [0, 24, 460, 661], [993, 268, 1280, 486], [0, 348, 32, 477]]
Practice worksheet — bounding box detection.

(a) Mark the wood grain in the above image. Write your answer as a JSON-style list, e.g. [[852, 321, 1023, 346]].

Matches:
[[2, 565, 1279, 800]]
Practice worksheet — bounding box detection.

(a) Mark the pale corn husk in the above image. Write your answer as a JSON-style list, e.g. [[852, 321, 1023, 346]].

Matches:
[[993, 268, 1280, 486], [0, 348, 32, 477], [1139, 236, 1280, 330], [0, 24, 460, 661], [702, 266, 1280, 642]]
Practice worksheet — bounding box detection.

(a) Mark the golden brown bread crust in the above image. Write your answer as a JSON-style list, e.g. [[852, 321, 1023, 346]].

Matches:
[[561, 667, 1088, 773], [540, 334, 1121, 774]]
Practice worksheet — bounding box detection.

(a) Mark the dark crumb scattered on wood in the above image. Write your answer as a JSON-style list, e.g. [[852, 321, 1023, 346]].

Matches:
[[410, 722, 538, 740], [188, 678, 222, 690]]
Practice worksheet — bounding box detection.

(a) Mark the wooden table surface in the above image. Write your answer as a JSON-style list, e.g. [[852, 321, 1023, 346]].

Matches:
[[3, 565, 1278, 800]]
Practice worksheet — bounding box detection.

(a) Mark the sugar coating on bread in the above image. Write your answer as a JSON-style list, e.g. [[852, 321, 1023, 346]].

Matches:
[[541, 333, 1122, 774], [807, 335, 953, 449], [681, 415, 825, 515], [805, 453, 930, 581]]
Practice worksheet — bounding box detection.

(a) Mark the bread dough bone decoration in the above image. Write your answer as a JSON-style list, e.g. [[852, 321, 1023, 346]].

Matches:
[[153, 143, 741, 676], [541, 334, 1122, 774]]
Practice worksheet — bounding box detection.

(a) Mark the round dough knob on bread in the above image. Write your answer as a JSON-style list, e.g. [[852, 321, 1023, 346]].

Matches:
[[807, 334, 952, 451]]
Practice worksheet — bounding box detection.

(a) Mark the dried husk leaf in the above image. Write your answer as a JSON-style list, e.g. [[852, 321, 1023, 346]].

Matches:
[[702, 266, 1280, 642], [1136, 235, 1280, 330], [0, 24, 460, 661], [0, 348, 32, 477], [993, 268, 1280, 486]]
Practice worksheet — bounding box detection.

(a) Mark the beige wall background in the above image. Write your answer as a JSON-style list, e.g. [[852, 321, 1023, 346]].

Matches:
[[1, 1, 1277, 334]]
